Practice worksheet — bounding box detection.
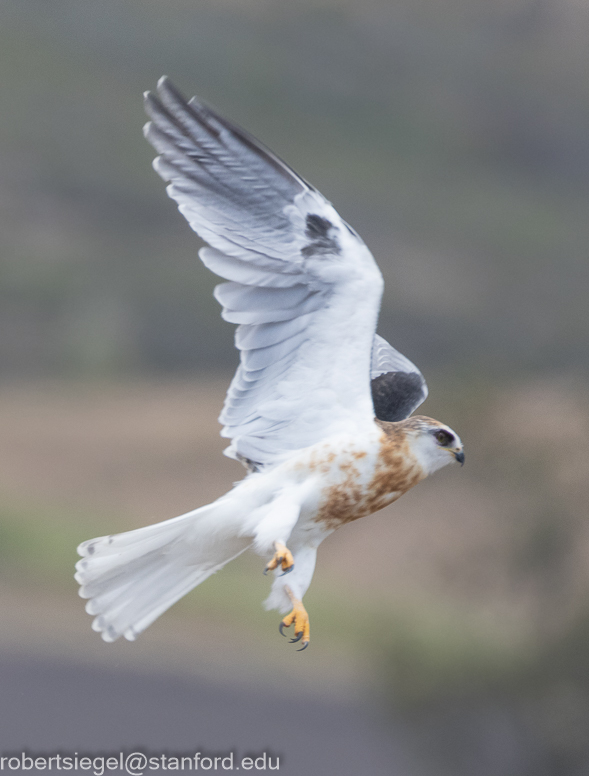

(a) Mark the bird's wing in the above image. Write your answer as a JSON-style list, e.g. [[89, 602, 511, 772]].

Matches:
[[144, 77, 384, 468], [370, 334, 428, 422]]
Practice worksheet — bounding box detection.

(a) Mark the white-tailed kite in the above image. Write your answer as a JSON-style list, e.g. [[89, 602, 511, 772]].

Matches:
[[75, 78, 464, 650]]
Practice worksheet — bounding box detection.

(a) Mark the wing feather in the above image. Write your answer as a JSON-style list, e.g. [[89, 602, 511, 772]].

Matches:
[[370, 334, 428, 421], [213, 283, 314, 314], [235, 315, 313, 350], [200, 247, 301, 288], [238, 336, 306, 373]]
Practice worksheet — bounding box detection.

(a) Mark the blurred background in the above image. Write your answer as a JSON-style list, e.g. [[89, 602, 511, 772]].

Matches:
[[1, 0, 589, 773]]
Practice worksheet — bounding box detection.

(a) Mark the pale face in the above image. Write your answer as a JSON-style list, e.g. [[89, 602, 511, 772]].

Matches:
[[410, 422, 465, 476]]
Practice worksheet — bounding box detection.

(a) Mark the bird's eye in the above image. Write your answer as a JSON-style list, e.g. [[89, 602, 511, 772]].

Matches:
[[434, 430, 454, 446]]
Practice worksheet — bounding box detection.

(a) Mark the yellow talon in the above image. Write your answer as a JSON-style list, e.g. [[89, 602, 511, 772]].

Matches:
[[279, 585, 310, 650], [264, 541, 295, 576]]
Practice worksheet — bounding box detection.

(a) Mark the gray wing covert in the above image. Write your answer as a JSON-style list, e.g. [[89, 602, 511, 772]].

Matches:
[[370, 334, 428, 422]]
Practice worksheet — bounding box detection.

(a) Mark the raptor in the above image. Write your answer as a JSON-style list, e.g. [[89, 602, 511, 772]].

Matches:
[[76, 77, 464, 651]]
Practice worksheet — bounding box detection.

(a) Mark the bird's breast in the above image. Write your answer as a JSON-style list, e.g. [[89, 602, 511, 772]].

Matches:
[[290, 426, 425, 531]]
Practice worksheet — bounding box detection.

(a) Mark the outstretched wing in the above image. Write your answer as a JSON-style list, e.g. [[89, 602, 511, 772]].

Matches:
[[370, 334, 428, 422], [144, 77, 384, 468]]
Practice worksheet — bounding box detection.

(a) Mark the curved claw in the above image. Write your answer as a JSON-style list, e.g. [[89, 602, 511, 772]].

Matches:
[[279, 586, 310, 651], [279, 565, 294, 577]]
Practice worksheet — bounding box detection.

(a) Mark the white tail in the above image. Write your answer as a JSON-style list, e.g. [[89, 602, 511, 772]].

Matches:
[[75, 499, 251, 642]]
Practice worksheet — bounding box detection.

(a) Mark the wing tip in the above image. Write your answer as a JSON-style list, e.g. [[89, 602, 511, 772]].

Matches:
[[157, 74, 170, 90], [156, 74, 193, 111]]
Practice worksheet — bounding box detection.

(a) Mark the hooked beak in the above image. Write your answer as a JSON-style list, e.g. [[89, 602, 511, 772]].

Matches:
[[453, 450, 465, 466]]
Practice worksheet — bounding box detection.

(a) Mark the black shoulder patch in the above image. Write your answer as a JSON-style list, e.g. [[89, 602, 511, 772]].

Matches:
[[301, 213, 340, 257], [371, 371, 425, 422], [306, 214, 332, 239]]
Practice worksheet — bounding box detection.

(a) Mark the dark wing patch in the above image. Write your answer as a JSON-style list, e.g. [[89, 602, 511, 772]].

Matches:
[[301, 214, 340, 257], [370, 333, 428, 421], [305, 214, 331, 239], [371, 372, 427, 423]]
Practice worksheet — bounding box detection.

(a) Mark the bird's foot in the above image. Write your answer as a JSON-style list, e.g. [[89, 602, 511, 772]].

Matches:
[[279, 586, 310, 651], [263, 541, 294, 576]]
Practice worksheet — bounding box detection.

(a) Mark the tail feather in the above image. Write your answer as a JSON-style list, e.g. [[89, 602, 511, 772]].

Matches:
[[110, 569, 211, 640], [83, 554, 174, 615], [77, 504, 218, 558], [76, 501, 250, 642], [78, 547, 176, 599]]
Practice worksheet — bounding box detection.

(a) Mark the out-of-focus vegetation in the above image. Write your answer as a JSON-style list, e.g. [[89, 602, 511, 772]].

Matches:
[[1, 0, 588, 377]]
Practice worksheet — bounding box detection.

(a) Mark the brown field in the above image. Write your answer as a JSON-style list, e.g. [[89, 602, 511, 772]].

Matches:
[[1, 377, 587, 693]]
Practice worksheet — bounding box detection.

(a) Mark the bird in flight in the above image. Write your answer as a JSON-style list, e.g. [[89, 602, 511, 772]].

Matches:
[[76, 77, 464, 651]]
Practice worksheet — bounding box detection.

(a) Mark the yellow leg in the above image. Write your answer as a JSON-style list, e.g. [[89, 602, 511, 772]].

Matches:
[[263, 541, 295, 576], [279, 585, 310, 651]]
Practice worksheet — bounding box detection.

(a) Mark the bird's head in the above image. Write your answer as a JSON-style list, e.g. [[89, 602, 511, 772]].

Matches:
[[405, 416, 465, 476]]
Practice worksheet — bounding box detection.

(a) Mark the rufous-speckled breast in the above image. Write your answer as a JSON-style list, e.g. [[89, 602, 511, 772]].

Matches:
[[312, 419, 426, 530]]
